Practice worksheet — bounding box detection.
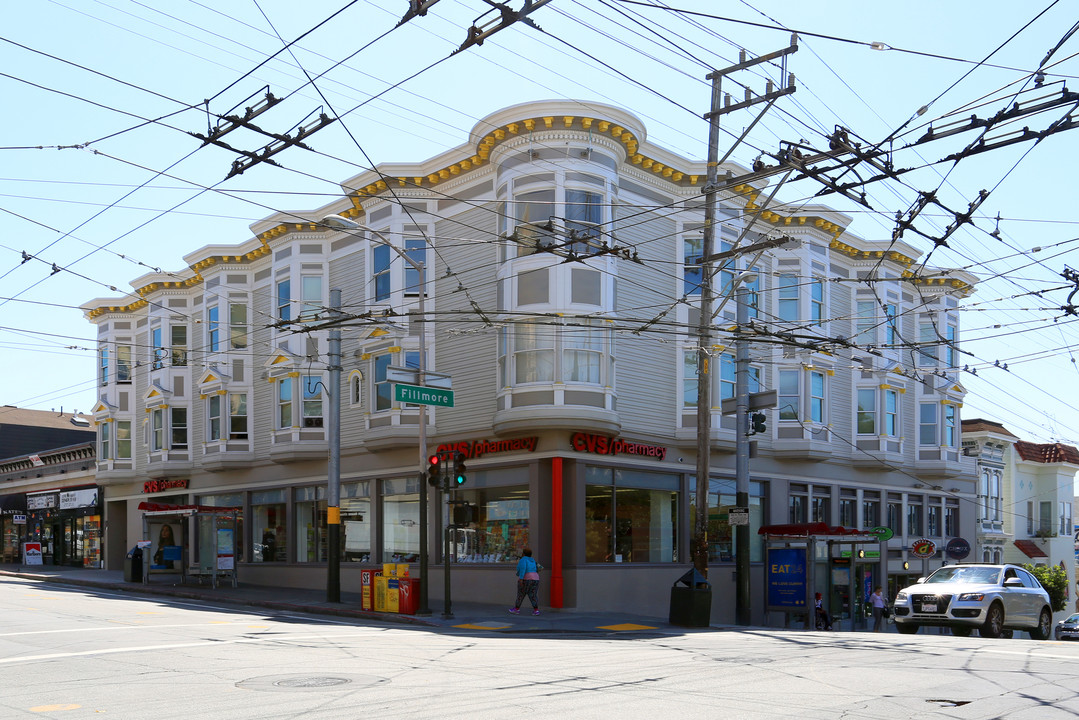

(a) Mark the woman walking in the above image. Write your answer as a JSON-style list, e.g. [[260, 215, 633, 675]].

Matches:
[[510, 548, 541, 615]]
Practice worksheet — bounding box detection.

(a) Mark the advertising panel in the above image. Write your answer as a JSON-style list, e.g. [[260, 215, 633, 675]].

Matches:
[[766, 547, 807, 609]]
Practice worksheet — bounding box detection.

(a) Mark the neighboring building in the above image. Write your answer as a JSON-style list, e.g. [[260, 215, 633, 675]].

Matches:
[[82, 99, 978, 621], [964, 418, 1077, 622], [0, 407, 97, 565]]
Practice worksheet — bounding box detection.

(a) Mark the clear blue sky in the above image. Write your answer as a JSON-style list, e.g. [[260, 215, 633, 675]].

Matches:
[[2, 1, 1077, 478]]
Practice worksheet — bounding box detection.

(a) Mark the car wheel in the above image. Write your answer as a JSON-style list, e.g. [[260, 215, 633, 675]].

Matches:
[[952, 627, 973, 637], [1029, 608, 1052, 640], [896, 623, 919, 635], [981, 603, 1004, 638]]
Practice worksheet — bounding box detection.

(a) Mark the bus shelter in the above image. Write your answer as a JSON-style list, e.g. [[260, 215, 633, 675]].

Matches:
[[758, 522, 883, 630], [137, 501, 240, 588]]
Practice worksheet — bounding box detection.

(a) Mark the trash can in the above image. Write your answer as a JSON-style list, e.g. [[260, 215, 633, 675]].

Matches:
[[124, 547, 143, 583], [669, 568, 712, 627]]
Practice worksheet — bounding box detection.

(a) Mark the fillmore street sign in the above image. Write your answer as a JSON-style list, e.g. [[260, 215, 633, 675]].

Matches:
[[394, 383, 454, 407]]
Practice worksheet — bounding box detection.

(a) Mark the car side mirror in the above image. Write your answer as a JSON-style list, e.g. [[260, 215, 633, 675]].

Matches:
[[1003, 577, 1023, 588]]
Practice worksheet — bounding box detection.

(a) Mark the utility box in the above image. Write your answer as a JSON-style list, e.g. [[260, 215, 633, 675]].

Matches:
[[669, 568, 712, 627]]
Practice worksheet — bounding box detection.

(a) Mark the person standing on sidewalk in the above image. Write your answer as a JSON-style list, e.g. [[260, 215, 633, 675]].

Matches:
[[510, 548, 541, 616], [870, 586, 887, 632]]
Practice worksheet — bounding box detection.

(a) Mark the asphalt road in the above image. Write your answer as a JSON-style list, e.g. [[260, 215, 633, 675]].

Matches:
[[3, 575, 1078, 719]]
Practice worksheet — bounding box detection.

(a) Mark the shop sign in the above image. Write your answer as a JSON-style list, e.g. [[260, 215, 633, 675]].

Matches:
[[143, 478, 189, 494], [910, 538, 937, 558], [28, 454, 44, 467], [27, 493, 58, 510], [945, 537, 971, 560], [869, 526, 894, 542], [12, 514, 26, 525], [23, 542, 43, 565], [436, 436, 538, 460], [571, 432, 667, 461], [59, 488, 98, 510]]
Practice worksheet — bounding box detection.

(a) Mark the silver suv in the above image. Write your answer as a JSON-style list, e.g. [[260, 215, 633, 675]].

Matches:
[[892, 564, 1052, 639]]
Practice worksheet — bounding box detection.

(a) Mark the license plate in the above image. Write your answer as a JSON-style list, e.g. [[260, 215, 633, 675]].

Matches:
[[922, 603, 937, 612]]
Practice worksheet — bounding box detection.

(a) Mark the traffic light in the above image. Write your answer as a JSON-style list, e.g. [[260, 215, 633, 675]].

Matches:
[[452, 451, 467, 486], [427, 453, 443, 487], [453, 503, 475, 525], [750, 412, 767, 434]]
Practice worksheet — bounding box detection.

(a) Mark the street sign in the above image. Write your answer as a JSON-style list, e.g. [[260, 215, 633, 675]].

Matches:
[[720, 389, 779, 415], [394, 383, 454, 407], [728, 507, 750, 525]]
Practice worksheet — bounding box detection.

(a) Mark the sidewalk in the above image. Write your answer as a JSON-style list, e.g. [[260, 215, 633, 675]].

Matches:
[[0, 564, 707, 635]]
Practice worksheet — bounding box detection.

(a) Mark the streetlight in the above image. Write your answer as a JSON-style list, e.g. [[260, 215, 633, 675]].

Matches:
[[322, 214, 432, 616]]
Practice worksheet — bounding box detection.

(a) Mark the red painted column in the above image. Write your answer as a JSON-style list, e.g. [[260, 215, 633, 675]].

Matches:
[[550, 457, 564, 608]]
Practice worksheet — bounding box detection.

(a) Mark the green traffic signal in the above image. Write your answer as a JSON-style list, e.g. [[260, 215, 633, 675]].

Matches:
[[453, 451, 467, 485]]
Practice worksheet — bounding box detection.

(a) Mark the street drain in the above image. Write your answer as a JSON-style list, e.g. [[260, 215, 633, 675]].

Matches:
[[927, 699, 971, 708], [237, 674, 386, 693]]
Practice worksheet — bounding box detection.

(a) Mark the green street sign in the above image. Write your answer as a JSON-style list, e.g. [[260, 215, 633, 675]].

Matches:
[[394, 383, 454, 408], [870, 526, 894, 542]]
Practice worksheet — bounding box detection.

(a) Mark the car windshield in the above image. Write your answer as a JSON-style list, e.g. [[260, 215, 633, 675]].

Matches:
[[924, 566, 1001, 585], [1065, 614, 1079, 623]]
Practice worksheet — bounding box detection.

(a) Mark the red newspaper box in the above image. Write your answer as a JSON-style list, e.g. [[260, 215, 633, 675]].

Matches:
[[397, 577, 421, 615]]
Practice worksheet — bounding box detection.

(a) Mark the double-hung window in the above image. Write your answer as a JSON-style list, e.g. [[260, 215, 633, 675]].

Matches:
[[151, 408, 165, 451], [404, 237, 425, 294], [207, 306, 220, 353], [374, 355, 392, 411], [116, 345, 132, 382], [942, 404, 957, 446], [171, 407, 188, 449], [810, 279, 824, 324], [229, 393, 248, 439], [808, 371, 825, 423], [683, 350, 698, 407], [207, 395, 222, 441], [883, 389, 899, 436], [302, 376, 324, 427], [513, 321, 555, 384], [778, 369, 800, 420], [99, 347, 109, 385], [883, 304, 897, 346], [777, 274, 799, 322], [276, 279, 291, 322], [918, 403, 937, 445], [301, 276, 322, 322], [277, 377, 293, 428], [100, 422, 112, 460], [151, 327, 166, 370], [683, 235, 703, 295], [856, 301, 876, 344], [565, 189, 603, 253], [857, 389, 877, 434], [373, 245, 391, 302], [229, 303, 248, 350], [945, 324, 957, 368], [918, 321, 938, 366], [171, 325, 187, 366], [116, 420, 131, 459], [563, 321, 603, 383]]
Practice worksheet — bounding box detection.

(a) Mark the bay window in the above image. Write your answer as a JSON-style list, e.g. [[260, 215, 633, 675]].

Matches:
[[373, 245, 391, 301], [171, 407, 188, 449], [229, 303, 248, 350], [116, 345, 132, 382], [116, 420, 131, 459], [276, 279, 291, 322], [170, 325, 187, 366], [277, 377, 293, 428], [300, 276, 322, 322], [207, 306, 220, 353], [229, 393, 248, 440], [302, 376, 323, 427], [151, 408, 165, 451], [777, 274, 798, 322], [207, 395, 222, 441]]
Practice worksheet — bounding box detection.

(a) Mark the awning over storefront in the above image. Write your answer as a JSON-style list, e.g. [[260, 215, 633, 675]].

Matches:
[[1013, 539, 1048, 558], [0, 493, 26, 514]]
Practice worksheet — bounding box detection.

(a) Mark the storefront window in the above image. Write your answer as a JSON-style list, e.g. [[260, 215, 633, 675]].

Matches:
[[689, 477, 765, 563], [342, 481, 371, 563], [382, 477, 419, 562], [251, 489, 286, 562], [295, 486, 326, 562], [585, 467, 678, 563], [451, 483, 529, 563]]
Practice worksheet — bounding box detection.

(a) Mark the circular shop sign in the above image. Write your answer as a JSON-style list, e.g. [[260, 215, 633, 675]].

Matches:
[[910, 538, 937, 558], [870, 526, 894, 542], [945, 537, 971, 560]]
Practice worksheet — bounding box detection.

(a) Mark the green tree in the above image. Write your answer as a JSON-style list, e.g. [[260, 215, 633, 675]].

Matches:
[[1024, 563, 1068, 612]]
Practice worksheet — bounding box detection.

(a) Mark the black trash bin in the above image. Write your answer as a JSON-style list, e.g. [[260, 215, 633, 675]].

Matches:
[[669, 568, 712, 627], [124, 547, 143, 583]]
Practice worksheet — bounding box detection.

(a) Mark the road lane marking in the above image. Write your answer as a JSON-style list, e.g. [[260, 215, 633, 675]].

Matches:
[[0, 623, 250, 638]]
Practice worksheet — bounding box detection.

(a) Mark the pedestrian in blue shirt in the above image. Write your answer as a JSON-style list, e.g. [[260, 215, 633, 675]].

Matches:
[[510, 548, 541, 615]]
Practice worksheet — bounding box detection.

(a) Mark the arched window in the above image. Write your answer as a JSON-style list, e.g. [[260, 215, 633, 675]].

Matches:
[[348, 370, 363, 407]]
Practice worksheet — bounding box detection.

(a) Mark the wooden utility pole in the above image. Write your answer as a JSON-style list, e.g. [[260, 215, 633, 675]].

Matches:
[[693, 36, 798, 624]]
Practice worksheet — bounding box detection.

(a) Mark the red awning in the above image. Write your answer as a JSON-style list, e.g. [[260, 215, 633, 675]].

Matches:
[[757, 522, 866, 537], [138, 501, 241, 515], [1013, 539, 1048, 558]]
